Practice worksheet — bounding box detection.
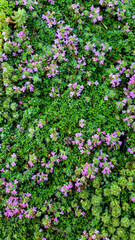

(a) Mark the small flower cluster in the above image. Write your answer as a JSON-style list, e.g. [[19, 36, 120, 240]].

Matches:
[[46, 63, 59, 78], [73, 129, 121, 156], [79, 119, 85, 128], [72, 163, 98, 193], [13, 81, 34, 94], [78, 229, 109, 240], [72, 132, 85, 154], [40, 199, 65, 228], [71, 3, 80, 14], [59, 182, 73, 196], [4, 192, 37, 219], [49, 87, 60, 98], [55, 25, 79, 55], [42, 11, 57, 28], [49, 128, 59, 141], [87, 80, 99, 86], [28, 127, 35, 137], [51, 44, 68, 63], [93, 150, 114, 175], [89, 5, 103, 23], [68, 82, 84, 97], [3, 153, 17, 172], [31, 151, 67, 183], [28, 154, 37, 168], [31, 172, 48, 184], [99, 0, 118, 8], [5, 179, 18, 195], [48, 0, 54, 5], [116, 7, 126, 21], [75, 56, 86, 72], [74, 205, 85, 217], [85, 41, 112, 65], [42, 214, 51, 228], [15, 0, 38, 11], [15, 27, 29, 42], [127, 147, 135, 156]]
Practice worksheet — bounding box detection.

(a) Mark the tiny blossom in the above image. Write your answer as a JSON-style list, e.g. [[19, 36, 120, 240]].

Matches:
[[11, 153, 16, 158]]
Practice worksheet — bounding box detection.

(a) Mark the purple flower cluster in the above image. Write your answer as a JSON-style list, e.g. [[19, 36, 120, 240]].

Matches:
[[76, 56, 86, 72], [15, 0, 38, 11], [31, 172, 48, 183], [46, 63, 59, 78], [116, 8, 126, 21], [78, 229, 109, 240], [73, 129, 122, 156], [68, 82, 84, 97], [4, 192, 37, 219], [48, 0, 54, 5], [51, 44, 68, 62], [79, 119, 85, 128], [42, 11, 57, 28], [55, 25, 78, 55], [42, 215, 51, 228], [89, 5, 103, 23], [74, 205, 85, 217], [59, 182, 73, 196], [71, 3, 80, 13], [13, 81, 34, 94], [85, 41, 112, 65], [49, 86, 60, 97], [31, 151, 67, 184], [50, 130, 59, 141]]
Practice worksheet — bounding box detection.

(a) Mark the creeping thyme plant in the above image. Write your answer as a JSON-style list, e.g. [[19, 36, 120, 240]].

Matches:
[[0, 0, 135, 239]]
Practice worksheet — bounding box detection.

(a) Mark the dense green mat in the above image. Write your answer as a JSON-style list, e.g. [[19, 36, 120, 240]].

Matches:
[[0, 0, 135, 239]]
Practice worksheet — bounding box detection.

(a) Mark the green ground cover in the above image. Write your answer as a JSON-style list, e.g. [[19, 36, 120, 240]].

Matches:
[[0, 0, 135, 239]]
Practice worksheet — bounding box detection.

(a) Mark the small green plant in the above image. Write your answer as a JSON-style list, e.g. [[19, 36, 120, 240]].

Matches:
[[11, 8, 28, 28]]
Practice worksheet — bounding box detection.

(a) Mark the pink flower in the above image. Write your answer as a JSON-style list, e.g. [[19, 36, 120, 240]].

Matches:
[[11, 162, 16, 167], [93, 18, 97, 23], [79, 123, 84, 128], [6, 188, 11, 193], [131, 197, 135, 201], [70, 91, 75, 97], [12, 190, 17, 195]]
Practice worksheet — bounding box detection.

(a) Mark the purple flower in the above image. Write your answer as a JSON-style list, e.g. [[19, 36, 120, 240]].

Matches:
[[70, 91, 75, 97], [29, 6, 34, 11], [93, 18, 97, 23], [11, 162, 16, 167], [11, 153, 16, 158], [12, 190, 17, 195], [131, 197, 135, 201], [22, 74, 26, 79]]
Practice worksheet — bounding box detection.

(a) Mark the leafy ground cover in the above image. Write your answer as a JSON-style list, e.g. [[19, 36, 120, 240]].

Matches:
[[0, 0, 135, 239]]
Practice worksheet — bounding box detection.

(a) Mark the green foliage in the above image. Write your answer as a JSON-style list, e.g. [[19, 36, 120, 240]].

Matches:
[[91, 195, 102, 206], [110, 183, 121, 196], [81, 199, 91, 210], [121, 217, 130, 228], [0, 0, 135, 239], [11, 8, 28, 27], [79, 190, 89, 200]]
